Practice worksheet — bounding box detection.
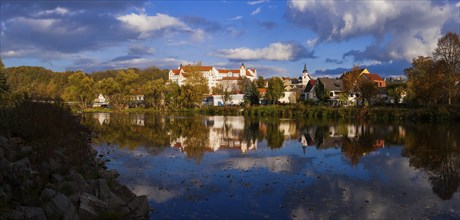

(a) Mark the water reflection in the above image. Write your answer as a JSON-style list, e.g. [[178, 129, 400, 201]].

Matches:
[[82, 114, 460, 218]]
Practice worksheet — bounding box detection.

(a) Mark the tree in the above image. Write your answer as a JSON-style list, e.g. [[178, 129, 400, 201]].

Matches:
[[315, 80, 330, 102], [180, 64, 209, 108], [242, 78, 259, 105], [109, 69, 140, 109], [142, 78, 167, 109], [256, 76, 265, 88], [433, 32, 460, 105], [356, 77, 377, 106], [0, 58, 8, 96], [267, 77, 284, 104], [405, 56, 445, 105], [62, 71, 95, 109], [342, 66, 362, 94]]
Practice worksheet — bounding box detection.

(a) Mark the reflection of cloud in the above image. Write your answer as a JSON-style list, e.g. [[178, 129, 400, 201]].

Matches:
[[131, 184, 179, 203], [222, 156, 294, 173]]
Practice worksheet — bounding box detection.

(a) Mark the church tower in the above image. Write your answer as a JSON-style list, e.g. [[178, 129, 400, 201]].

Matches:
[[301, 64, 311, 86]]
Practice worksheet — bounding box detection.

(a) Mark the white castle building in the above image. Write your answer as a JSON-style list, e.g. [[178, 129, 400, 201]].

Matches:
[[168, 63, 257, 91]]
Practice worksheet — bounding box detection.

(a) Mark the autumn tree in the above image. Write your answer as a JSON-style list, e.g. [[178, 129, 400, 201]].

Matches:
[[142, 78, 168, 109], [267, 77, 284, 104], [405, 56, 445, 105], [0, 58, 8, 96], [356, 77, 377, 106], [62, 71, 95, 109], [111, 69, 139, 109], [179, 64, 209, 108], [433, 32, 460, 105]]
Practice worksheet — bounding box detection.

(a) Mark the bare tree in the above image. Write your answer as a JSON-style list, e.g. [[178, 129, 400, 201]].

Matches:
[[433, 32, 460, 105]]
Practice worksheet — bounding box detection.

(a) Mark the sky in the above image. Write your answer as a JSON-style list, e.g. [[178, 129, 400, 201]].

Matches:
[[1, 0, 459, 78]]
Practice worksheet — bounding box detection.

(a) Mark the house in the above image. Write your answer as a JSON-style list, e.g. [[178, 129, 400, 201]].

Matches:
[[302, 79, 317, 101], [93, 94, 109, 107], [342, 68, 386, 87], [203, 94, 245, 106], [168, 63, 257, 92]]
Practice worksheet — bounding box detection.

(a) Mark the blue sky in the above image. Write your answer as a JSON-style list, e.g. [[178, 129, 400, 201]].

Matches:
[[1, 0, 459, 78]]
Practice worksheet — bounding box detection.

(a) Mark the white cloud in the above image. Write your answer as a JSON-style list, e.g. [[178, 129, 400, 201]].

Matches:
[[251, 7, 261, 15], [287, 0, 457, 62], [117, 13, 188, 38], [215, 42, 312, 61], [230, 16, 243, 21], [248, 0, 268, 5]]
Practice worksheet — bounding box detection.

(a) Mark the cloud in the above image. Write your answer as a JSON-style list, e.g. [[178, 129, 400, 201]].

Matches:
[[325, 58, 343, 65], [128, 44, 155, 55], [214, 42, 315, 62], [315, 60, 411, 77], [117, 13, 189, 39], [248, 0, 268, 5], [230, 16, 243, 21], [182, 16, 222, 32], [251, 7, 262, 15], [258, 21, 276, 30], [286, 0, 459, 62]]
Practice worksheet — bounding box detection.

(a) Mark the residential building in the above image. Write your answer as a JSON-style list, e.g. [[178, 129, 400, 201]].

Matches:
[[168, 63, 257, 92], [93, 94, 109, 107]]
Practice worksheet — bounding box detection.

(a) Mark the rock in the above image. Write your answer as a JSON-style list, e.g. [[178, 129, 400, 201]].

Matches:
[[19, 206, 46, 220], [0, 209, 25, 220], [0, 136, 8, 145], [9, 157, 31, 180], [20, 145, 33, 155], [49, 159, 61, 172], [70, 172, 90, 193], [78, 192, 109, 220], [51, 174, 63, 183], [127, 195, 149, 219], [43, 191, 79, 220], [8, 137, 24, 146], [113, 185, 136, 204], [98, 179, 112, 201]]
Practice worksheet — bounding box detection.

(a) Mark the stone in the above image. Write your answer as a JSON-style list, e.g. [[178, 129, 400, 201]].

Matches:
[[43, 191, 78, 219], [8, 137, 24, 146], [98, 179, 112, 201], [0, 136, 8, 145], [78, 192, 109, 220], [9, 157, 31, 180], [49, 159, 61, 172], [51, 174, 63, 183], [127, 195, 149, 219], [20, 145, 33, 155], [113, 185, 136, 204], [19, 206, 46, 220], [0, 209, 25, 220], [70, 172, 90, 193]]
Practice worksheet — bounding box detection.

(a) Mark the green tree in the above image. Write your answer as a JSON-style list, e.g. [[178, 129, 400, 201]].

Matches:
[[242, 78, 259, 105], [315, 80, 330, 102], [267, 77, 284, 104], [110, 69, 140, 109], [142, 78, 167, 109], [433, 32, 460, 105], [62, 71, 95, 109], [256, 76, 265, 88]]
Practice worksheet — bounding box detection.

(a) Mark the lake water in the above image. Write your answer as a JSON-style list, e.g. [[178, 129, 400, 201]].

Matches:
[[82, 113, 460, 219]]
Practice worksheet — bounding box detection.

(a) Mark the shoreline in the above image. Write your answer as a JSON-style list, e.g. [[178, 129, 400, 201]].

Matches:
[[80, 105, 460, 122]]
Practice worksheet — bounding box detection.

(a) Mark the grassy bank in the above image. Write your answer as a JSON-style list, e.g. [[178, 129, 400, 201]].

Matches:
[[79, 105, 460, 122]]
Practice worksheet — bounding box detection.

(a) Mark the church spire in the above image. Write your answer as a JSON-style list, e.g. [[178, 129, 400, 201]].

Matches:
[[303, 64, 308, 73]]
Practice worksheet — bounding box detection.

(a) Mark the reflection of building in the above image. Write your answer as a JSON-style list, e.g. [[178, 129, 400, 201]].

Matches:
[[170, 116, 257, 154], [130, 114, 145, 126], [93, 113, 110, 125], [279, 120, 298, 139]]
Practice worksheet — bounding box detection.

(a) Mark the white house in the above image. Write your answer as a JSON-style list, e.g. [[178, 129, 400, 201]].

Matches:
[[168, 63, 257, 91], [93, 94, 109, 107], [204, 94, 245, 106]]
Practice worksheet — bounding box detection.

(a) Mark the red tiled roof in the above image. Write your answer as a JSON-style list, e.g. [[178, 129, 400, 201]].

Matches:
[[171, 69, 181, 75], [365, 73, 384, 81], [218, 69, 240, 74], [309, 79, 316, 85], [246, 70, 255, 76], [258, 88, 267, 93], [182, 66, 213, 72]]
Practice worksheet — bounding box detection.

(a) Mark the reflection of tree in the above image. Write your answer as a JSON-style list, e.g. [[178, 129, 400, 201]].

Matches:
[[266, 121, 284, 149], [402, 124, 460, 200], [341, 125, 381, 166]]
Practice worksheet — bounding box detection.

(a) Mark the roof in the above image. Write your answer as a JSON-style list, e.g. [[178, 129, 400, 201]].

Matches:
[[246, 69, 255, 77], [304, 79, 316, 92], [171, 69, 181, 75], [318, 78, 343, 91], [182, 66, 213, 72], [218, 69, 240, 74], [364, 73, 384, 81], [258, 88, 267, 93]]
